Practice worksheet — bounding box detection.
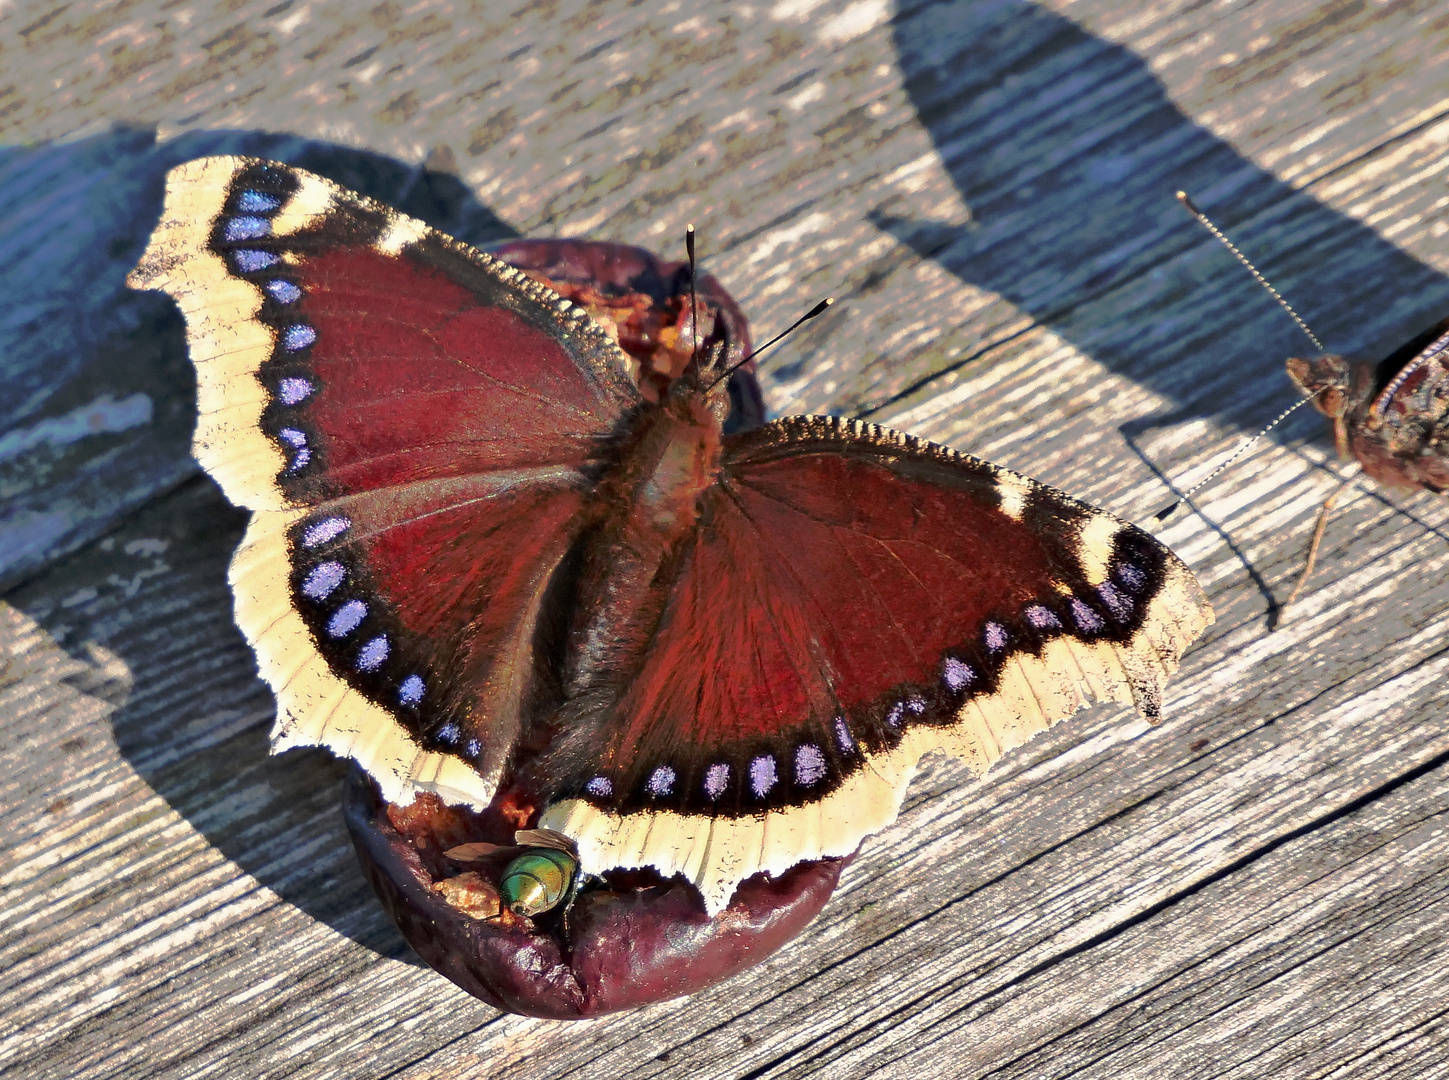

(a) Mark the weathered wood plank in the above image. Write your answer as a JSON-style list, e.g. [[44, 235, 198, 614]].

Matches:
[[3, 0, 1449, 1077], [3, 470, 1445, 1079], [783, 757, 1449, 1080]]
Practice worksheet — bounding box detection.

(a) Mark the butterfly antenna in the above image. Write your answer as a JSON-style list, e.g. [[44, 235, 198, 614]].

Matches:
[[1153, 191, 1327, 521], [686, 224, 700, 370], [707, 297, 834, 391], [1152, 396, 1316, 520], [1176, 191, 1325, 352]]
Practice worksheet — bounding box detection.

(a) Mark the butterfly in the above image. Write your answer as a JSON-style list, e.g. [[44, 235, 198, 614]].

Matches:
[[128, 157, 1212, 916], [1287, 318, 1449, 492], [1277, 319, 1449, 607], [1171, 193, 1449, 616]]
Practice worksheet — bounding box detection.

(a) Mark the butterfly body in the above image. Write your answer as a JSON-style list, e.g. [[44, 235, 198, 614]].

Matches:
[[1287, 317, 1449, 494], [564, 374, 727, 691], [128, 156, 1211, 918]]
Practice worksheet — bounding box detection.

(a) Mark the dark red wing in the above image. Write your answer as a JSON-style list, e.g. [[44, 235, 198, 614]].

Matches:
[[289, 245, 619, 491], [280, 471, 587, 765], [544, 416, 1208, 815], [251, 194, 639, 504], [130, 157, 639, 807], [538, 416, 1209, 912]]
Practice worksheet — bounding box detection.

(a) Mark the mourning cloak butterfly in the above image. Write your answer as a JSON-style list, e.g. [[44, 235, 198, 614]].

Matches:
[[1276, 320, 1449, 606], [128, 157, 1212, 917]]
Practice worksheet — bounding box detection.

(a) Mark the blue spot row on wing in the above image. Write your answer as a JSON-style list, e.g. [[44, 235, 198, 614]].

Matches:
[[296, 514, 431, 724], [234, 181, 434, 739], [576, 552, 1154, 810], [221, 188, 318, 471], [237, 189, 282, 213]]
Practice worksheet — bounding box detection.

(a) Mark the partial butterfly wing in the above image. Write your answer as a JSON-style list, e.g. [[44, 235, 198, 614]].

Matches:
[[128, 157, 641, 808], [1354, 317, 1449, 492], [540, 416, 1212, 913], [1289, 316, 1449, 493]]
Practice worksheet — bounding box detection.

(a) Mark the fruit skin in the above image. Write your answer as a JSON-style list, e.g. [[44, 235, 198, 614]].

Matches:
[[342, 767, 846, 1019]]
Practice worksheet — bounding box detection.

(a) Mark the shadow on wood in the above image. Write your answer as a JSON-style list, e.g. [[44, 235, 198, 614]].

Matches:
[[867, 0, 1449, 437], [5, 477, 429, 964], [0, 128, 517, 593]]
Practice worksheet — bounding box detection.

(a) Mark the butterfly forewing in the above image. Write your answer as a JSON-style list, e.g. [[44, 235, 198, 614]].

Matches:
[[129, 156, 639, 807]]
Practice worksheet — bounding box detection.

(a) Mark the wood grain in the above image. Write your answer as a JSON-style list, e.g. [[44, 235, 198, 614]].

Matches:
[[2, 0, 1448, 1077]]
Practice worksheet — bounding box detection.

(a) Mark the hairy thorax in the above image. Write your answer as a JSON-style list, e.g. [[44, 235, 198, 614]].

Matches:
[[566, 384, 728, 691]]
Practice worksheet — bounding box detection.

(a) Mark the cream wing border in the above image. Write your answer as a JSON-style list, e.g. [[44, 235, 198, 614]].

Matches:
[[234, 509, 498, 807], [541, 555, 1211, 916], [127, 156, 498, 809], [128, 156, 290, 512]]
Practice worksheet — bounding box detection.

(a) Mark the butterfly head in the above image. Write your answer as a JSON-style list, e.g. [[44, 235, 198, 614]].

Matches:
[[1286, 353, 1353, 419], [1287, 353, 1359, 458], [668, 338, 736, 427]]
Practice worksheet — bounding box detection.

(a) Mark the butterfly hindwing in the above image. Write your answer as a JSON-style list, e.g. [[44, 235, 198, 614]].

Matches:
[[540, 416, 1212, 913], [128, 157, 640, 807]]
